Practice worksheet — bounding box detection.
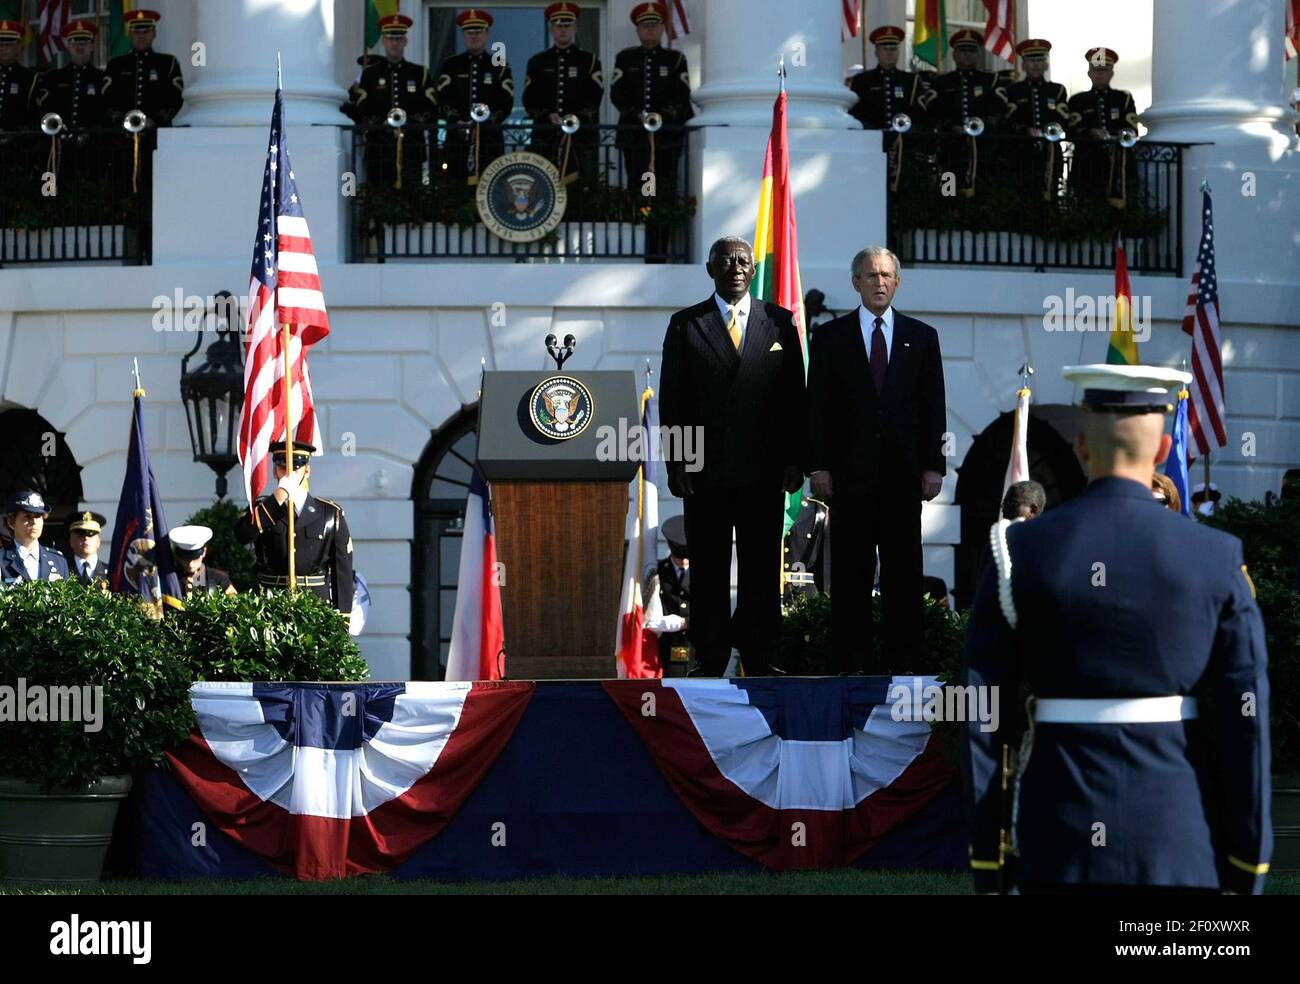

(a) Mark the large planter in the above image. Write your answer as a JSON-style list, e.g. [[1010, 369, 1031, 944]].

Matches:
[[0, 775, 132, 884], [1273, 774, 1300, 873]]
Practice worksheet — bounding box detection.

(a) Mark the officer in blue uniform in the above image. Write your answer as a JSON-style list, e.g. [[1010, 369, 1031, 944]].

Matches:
[[1, 490, 70, 586], [962, 364, 1271, 894]]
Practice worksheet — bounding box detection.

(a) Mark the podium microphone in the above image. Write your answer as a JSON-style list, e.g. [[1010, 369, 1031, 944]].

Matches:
[[545, 334, 576, 370]]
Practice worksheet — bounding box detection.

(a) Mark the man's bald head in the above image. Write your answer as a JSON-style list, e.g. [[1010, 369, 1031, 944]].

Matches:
[[1076, 410, 1172, 483]]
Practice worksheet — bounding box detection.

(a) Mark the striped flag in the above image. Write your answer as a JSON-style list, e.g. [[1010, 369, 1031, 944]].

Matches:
[[913, 0, 948, 70], [1105, 245, 1140, 365], [109, 1, 136, 59], [751, 86, 806, 534], [982, 0, 1015, 62], [37, 0, 68, 64], [1182, 189, 1226, 459], [665, 0, 690, 40], [363, 0, 400, 50], [616, 386, 661, 679], [238, 87, 331, 508], [1287, 0, 1299, 59], [842, 0, 860, 40], [446, 470, 506, 681], [1166, 389, 1193, 517], [1001, 384, 1030, 498]]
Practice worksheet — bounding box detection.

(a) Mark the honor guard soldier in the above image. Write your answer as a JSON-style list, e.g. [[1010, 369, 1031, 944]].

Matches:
[[436, 9, 515, 185], [106, 9, 184, 128], [1066, 47, 1140, 207], [234, 441, 355, 617], [1, 491, 69, 586], [963, 364, 1271, 895], [930, 29, 1008, 196], [169, 525, 236, 598], [67, 511, 109, 585], [643, 514, 692, 677], [848, 26, 934, 131], [611, 3, 693, 188], [1003, 39, 1070, 201], [0, 19, 37, 131], [524, 3, 604, 185], [344, 14, 439, 190]]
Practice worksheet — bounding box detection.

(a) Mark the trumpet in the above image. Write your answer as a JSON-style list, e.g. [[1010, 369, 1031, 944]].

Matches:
[[123, 109, 148, 133], [890, 113, 912, 134], [642, 111, 663, 133], [386, 106, 407, 129], [1117, 127, 1138, 148], [963, 116, 985, 138], [559, 113, 580, 135], [469, 102, 491, 124], [1043, 122, 1065, 142], [40, 112, 64, 136]]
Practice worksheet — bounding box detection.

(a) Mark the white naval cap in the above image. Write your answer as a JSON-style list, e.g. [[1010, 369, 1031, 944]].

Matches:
[[169, 524, 213, 556], [1061, 364, 1193, 413]]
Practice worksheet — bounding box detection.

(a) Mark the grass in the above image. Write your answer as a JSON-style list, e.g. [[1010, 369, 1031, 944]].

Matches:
[[4, 870, 1298, 895]]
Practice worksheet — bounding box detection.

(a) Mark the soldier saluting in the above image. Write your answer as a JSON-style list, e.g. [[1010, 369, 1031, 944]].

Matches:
[[234, 441, 355, 617], [436, 9, 515, 185], [524, 2, 603, 185]]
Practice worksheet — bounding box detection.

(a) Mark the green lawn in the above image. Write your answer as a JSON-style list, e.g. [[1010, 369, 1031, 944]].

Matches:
[[4, 870, 1298, 895]]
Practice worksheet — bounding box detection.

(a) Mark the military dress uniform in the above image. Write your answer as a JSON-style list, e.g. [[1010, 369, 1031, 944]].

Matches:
[[611, 3, 693, 191], [233, 444, 355, 615], [68, 510, 109, 586], [0, 20, 39, 206], [170, 525, 236, 599], [105, 10, 184, 128], [524, 4, 604, 185], [0, 20, 38, 131], [436, 9, 515, 184], [1066, 47, 1140, 207], [1, 491, 69, 587], [929, 31, 1008, 197], [849, 26, 934, 194], [33, 21, 113, 188], [345, 15, 440, 190], [962, 365, 1271, 895], [1002, 39, 1071, 201], [642, 515, 692, 677]]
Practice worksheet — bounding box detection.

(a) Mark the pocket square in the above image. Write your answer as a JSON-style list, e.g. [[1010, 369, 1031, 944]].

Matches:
[[769, 341, 783, 351]]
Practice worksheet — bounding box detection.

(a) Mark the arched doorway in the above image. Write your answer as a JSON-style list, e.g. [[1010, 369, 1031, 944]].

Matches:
[[0, 407, 85, 549], [953, 407, 1088, 610], [411, 405, 478, 680]]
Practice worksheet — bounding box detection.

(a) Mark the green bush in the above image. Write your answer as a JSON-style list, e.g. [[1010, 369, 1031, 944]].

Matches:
[[163, 589, 369, 683], [184, 499, 257, 592], [0, 580, 194, 790]]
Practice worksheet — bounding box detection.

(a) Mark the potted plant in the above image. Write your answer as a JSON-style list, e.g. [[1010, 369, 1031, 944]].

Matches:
[[0, 580, 193, 883]]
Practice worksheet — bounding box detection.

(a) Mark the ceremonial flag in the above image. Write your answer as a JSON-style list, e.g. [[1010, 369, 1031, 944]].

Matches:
[[1286, 0, 1299, 59], [982, 0, 1015, 62], [616, 386, 661, 679], [1166, 388, 1192, 517], [913, 0, 948, 70], [238, 87, 330, 508], [751, 86, 807, 534], [108, 387, 183, 616], [665, 0, 690, 41], [843, 0, 859, 40], [1182, 189, 1226, 458], [363, 0, 400, 50], [1105, 245, 1139, 365], [446, 470, 505, 682], [37, 0, 67, 64], [108, 1, 134, 59], [1001, 383, 1030, 498]]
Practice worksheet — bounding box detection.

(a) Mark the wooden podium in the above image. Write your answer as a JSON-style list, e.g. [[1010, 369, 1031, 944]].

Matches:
[[476, 369, 640, 679]]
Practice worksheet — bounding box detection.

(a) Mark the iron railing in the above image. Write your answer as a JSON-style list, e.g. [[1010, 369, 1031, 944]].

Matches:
[[348, 122, 693, 263], [0, 128, 152, 266], [885, 133, 1189, 276]]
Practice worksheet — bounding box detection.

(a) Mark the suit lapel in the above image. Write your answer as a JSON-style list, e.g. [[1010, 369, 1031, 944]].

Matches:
[[698, 299, 740, 369], [738, 301, 776, 376], [881, 313, 912, 398]]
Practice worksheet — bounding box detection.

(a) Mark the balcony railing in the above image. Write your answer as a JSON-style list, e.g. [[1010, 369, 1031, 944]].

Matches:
[[885, 133, 1189, 276], [347, 122, 693, 263], [0, 129, 152, 267]]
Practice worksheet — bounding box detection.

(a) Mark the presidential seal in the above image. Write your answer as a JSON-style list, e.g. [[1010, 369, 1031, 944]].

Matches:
[[476, 151, 567, 243], [529, 375, 594, 440]]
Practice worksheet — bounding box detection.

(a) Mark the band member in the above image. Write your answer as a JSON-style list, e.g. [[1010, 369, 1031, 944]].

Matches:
[[106, 9, 184, 128], [1066, 47, 1140, 207], [1, 491, 69, 585], [1003, 39, 1070, 201], [234, 441, 355, 616], [437, 9, 515, 184], [33, 20, 113, 185], [169, 525, 237, 597], [524, 3, 604, 186], [928, 29, 1009, 197], [68, 511, 110, 585], [643, 514, 692, 677], [611, 3, 692, 189], [0, 19, 38, 131]]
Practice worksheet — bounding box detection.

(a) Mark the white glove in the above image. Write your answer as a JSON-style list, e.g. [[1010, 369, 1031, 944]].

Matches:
[[645, 613, 686, 635], [277, 473, 307, 513]]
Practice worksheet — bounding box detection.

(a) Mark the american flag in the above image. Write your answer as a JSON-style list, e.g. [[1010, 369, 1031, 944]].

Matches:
[[665, 0, 690, 40], [1181, 189, 1226, 459], [843, 0, 860, 40], [238, 88, 330, 508], [38, 0, 68, 65], [983, 0, 1015, 61]]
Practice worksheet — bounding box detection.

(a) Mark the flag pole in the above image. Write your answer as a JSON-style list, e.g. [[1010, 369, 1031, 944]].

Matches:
[[276, 51, 297, 592], [860, 1, 869, 72]]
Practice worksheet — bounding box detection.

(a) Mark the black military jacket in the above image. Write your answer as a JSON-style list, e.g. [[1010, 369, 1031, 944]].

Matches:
[[106, 48, 184, 124], [435, 50, 514, 124], [347, 58, 438, 125], [848, 67, 933, 129], [0, 62, 39, 130], [523, 44, 603, 123], [34, 63, 113, 129]]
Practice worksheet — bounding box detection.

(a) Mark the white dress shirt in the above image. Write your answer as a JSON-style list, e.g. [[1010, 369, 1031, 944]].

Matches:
[[79, 557, 96, 579], [18, 543, 40, 580], [858, 304, 895, 364], [714, 292, 752, 349]]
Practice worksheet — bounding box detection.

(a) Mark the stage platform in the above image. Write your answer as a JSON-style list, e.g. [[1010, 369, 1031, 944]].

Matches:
[[133, 678, 967, 881]]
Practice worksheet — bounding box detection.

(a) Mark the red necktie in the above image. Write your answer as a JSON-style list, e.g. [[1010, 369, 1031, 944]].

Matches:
[[870, 317, 887, 393]]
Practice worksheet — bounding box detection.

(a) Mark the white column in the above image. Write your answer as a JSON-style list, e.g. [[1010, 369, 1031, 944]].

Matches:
[[693, 0, 855, 128], [180, 0, 346, 127], [1142, 0, 1295, 146]]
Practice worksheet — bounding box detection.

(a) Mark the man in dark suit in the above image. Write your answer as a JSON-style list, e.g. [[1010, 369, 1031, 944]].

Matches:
[[1, 490, 70, 586], [807, 246, 947, 673], [963, 365, 1270, 894], [67, 510, 110, 585], [659, 236, 806, 675]]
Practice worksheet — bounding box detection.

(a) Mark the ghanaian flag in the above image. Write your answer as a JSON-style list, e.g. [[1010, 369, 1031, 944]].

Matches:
[[913, 0, 948, 71], [751, 88, 807, 533], [364, 0, 402, 50], [1106, 245, 1140, 365]]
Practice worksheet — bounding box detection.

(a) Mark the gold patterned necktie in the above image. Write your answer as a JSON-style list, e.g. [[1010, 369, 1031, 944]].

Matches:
[[727, 305, 742, 351]]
